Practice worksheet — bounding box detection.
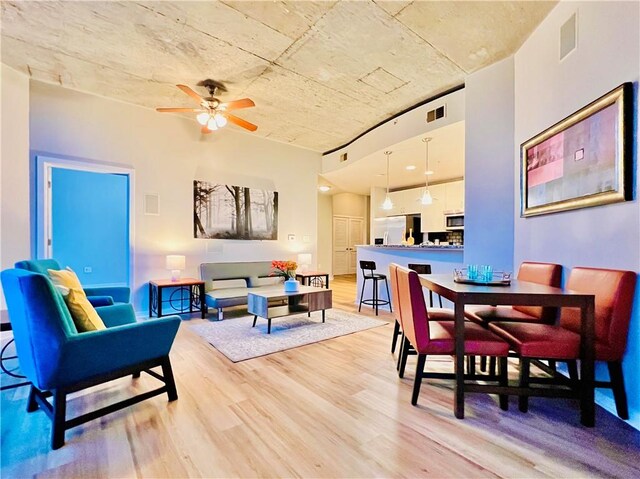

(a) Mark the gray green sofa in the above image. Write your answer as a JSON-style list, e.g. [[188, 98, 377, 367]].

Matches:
[[199, 261, 283, 320]]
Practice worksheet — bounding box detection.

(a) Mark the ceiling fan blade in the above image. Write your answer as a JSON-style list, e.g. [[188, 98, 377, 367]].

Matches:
[[201, 125, 213, 134], [219, 98, 255, 111], [177, 84, 205, 105], [156, 107, 204, 113], [227, 114, 258, 132]]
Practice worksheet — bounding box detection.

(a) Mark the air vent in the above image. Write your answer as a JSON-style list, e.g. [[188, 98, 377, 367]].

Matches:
[[426, 105, 446, 123], [340, 152, 348, 162], [560, 12, 577, 60], [144, 193, 160, 215]]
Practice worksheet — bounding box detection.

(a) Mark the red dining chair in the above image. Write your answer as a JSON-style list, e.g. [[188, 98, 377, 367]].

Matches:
[[466, 262, 563, 325], [489, 267, 636, 418], [466, 262, 562, 375], [390, 264, 455, 377], [394, 265, 510, 408]]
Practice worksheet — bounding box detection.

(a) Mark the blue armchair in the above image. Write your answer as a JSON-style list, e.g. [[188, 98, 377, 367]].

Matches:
[[15, 259, 131, 306], [1, 268, 181, 449]]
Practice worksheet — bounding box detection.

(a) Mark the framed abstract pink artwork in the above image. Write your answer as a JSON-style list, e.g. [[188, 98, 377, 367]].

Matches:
[[521, 83, 632, 217]]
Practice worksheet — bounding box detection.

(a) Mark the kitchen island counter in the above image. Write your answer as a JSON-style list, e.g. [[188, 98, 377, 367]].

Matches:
[[356, 244, 464, 311]]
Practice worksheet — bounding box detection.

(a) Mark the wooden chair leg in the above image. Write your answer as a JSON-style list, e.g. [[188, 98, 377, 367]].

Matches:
[[27, 385, 39, 412], [548, 360, 557, 372], [52, 389, 67, 450], [411, 354, 427, 405], [518, 358, 530, 413], [608, 361, 629, 420], [467, 355, 476, 376], [480, 356, 487, 372], [398, 336, 411, 378], [489, 356, 497, 376], [567, 360, 579, 383], [161, 356, 178, 402], [499, 357, 509, 410], [391, 320, 400, 353]]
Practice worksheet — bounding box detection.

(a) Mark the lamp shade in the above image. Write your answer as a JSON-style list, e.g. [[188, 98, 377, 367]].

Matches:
[[297, 253, 312, 273], [166, 255, 186, 282], [298, 253, 312, 266], [166, 255, 186, 271]]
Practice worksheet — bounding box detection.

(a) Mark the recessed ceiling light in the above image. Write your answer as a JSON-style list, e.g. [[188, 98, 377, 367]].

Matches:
[[425, 170, 435, 175], [405, 165, 417, 171], [318, 185, 331, 192]]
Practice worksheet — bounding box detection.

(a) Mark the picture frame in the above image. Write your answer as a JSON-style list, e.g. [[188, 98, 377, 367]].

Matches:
[[520, 82, 632, 217]]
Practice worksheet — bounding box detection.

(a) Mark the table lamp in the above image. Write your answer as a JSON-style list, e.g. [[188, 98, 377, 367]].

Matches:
[[166, 255, 186, 282], [297, 253, 312, 273]]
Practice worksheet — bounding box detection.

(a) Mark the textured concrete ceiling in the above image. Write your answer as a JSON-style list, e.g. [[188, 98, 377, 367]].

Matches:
[[0, 1, 555, 152]]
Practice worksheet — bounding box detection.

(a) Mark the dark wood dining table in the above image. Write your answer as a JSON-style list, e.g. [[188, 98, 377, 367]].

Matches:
[[417, 274, 596, 426]]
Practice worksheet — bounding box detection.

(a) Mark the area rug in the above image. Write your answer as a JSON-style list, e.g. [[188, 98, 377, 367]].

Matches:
[[189, 309, 387, 362]]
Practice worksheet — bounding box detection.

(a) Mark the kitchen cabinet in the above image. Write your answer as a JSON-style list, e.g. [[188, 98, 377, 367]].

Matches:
[[420, 183, 446, 233], [385, 189, 421, 216], [444, 180, 464, 212]]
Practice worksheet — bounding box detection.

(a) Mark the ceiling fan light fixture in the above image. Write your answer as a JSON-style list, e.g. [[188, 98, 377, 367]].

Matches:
[[196, 112, 210, 125], [214, 113, 227, 128], [207, 118, 219, 131]]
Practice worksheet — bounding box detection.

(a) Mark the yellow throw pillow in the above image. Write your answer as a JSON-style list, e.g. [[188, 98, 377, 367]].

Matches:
[[48, 267, 84, 292], [65, 288, 106, 332]]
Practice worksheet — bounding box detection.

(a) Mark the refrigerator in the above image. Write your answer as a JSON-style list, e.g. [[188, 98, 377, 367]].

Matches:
[[372, 216, 422, 245]]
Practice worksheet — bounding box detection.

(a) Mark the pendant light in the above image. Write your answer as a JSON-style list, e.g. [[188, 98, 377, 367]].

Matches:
[[382, 151, 394, 210], [421, 137, 433, 205]]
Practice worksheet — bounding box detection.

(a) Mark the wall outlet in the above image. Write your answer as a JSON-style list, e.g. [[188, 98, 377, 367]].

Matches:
[[83, 266, 92, 273], [288, 234, 296, 241]]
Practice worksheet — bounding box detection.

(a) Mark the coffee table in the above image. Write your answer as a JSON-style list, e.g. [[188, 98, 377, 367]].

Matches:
[[247, 286, 333, 334]]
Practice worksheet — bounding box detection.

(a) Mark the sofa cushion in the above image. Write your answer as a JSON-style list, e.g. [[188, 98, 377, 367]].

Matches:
[[200, 261, 272, 292], [247, 276, 283, 288], [65, 288, 107, 332], [205, 287, 252, 308]]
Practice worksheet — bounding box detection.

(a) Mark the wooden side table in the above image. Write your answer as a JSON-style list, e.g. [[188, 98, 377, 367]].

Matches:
[[295, 271, 330, 289], [149, 278, 205, 319]]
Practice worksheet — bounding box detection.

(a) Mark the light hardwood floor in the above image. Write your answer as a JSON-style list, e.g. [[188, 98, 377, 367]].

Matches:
[[2, 274, 639, 478]]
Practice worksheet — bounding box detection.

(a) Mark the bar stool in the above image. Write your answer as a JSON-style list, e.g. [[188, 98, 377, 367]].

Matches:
[[358, 260, 392, 316], [408, 264, 443, 308]]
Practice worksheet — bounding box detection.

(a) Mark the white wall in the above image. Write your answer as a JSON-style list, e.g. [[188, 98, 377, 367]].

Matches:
[[332, 192, 367, 218], [0, 65, 30, 309], [514, 1, 640, 427], [28, 81, 321, 310], [322, 88, 465, 174], [464, 57, 515, 272], [317, 193, 333, 274]]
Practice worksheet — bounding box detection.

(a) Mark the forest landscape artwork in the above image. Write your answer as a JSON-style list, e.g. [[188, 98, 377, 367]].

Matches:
[[193, 180, 278, 240]]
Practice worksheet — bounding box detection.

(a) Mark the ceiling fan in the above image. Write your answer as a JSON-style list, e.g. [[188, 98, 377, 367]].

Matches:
[[156, 79, 257, 134]]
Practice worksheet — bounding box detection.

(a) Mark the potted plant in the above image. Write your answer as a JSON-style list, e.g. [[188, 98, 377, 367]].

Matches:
[[271, 260, 299, 292]]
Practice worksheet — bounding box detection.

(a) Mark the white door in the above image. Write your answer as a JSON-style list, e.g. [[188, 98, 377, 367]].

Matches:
[[348, 218, 364, 273], [333, 216, 365, 275], [333, 216, 350, 275]]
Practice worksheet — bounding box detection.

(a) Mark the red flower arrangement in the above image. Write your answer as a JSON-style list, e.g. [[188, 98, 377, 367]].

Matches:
[[271, 260, 298, 279]]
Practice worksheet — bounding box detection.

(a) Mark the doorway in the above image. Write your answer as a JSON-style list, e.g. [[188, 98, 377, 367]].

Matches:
[[36, 156, 133, 287], [332, 215, 364, 275]]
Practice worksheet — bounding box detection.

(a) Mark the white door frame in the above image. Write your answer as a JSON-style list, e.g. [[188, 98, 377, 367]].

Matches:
[[35, 154, 135, 288]]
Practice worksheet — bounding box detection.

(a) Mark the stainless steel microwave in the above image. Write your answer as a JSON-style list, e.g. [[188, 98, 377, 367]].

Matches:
[[445, 213, 464, 230]]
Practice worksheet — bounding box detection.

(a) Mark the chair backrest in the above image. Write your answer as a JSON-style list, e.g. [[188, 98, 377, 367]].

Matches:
[[559, 267, 636, 361], [388, 263, 403, 329], [513, 262, 562, 323], [395, 265, 431, 352], [1, 269, 77, 390], [408, 264, 432, 275], [360, 260, 376, 276], [15, 259, 62, 276]]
